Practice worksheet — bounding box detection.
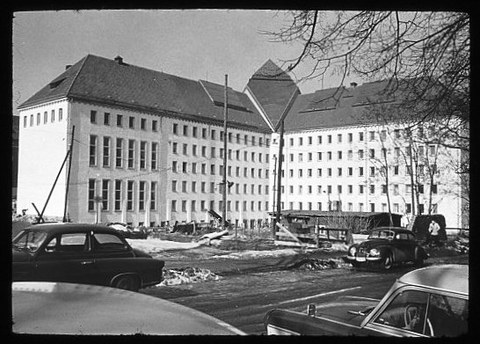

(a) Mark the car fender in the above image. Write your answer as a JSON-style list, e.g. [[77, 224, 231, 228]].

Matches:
[[110, 272, 141, 287]]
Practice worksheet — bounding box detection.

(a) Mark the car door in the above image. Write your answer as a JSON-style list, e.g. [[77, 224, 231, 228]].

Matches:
[[33, 231, 96, 284], [392, 233, 414, 262], [90, 231, 135, 286]]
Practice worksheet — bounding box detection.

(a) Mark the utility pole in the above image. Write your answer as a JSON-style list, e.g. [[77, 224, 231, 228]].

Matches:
[[222, 74, 228, 230], [63, 125, 75, 222], [274, 120, 285, 237]]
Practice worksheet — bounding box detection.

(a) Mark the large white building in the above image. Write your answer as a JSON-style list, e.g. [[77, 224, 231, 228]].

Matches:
[[16, 55, 467, 228]]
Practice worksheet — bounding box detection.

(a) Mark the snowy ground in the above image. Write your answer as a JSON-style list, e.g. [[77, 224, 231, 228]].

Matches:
[[127, 237, 350, 287]]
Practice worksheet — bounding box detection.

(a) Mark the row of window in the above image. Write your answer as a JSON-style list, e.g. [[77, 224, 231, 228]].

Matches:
[[288, 127, 436, 146], [284, 164, 437, 178], [172, 142, 269, 162], [171, 199, 270, 213], [23, 108, 64, 128], [172, 123, 270, 147], [90, 110, 159, 132], [89, 135, 159, 170], [88, 179, 157, 212], [172, 161, 269, 179], [281, 200, 437, 214], [172, 180, 269, 195], [285, 146, 437, 163], [279, 183, 437, 196]]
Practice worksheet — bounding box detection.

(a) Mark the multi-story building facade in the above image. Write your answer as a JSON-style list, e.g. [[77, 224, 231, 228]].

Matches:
[[16, 55, 467, 228]]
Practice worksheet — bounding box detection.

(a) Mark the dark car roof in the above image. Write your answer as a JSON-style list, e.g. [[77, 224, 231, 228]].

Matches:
[[398, 264, 468, 296], [372, 227, 412, 234], [24, 223, 118, 235]]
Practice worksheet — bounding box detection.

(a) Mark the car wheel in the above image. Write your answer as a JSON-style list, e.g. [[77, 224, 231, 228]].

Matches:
[[382, 253, 394, 270], [113, 275, 140, 292]]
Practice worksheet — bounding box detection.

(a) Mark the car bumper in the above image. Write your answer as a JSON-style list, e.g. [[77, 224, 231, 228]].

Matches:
[[346, 255, 382, 262]]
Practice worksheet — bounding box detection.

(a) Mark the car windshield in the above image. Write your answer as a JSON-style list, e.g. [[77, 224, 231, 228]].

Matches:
[[368, 230, 395, 240], [12, 230, 48, 252]]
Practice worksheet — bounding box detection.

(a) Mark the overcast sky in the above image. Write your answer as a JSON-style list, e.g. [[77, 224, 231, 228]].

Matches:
[[12, 10, 362, 115]]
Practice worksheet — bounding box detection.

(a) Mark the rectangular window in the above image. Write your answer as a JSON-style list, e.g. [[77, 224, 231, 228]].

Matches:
[[173, 123, 178, 134], [103, 137, 111, 167], [139, 181, 146, 211], [58, 108, 63, 121], [183, 144, 188, 155], [337, 134, 342, 143], [183, 125, 188, 136], [102, 179, 110, 210], [127, 181, 134, 211], [369, 131, 375, 141], [30, 114, 33, 126], [36, 113, 40, 125], [23, 116, 27, 128], [44, 111, 48, 124], [152, 120, 158, 132], [88, 179, 96, 211], [114, 180, 122, 211], [370, 185, 375, 194], [431, 184, 438, 194], [182, 201, 187, 212], [128, 140, 135, 169], [104, 112, 110, 125], [140, 141, 147, 169], [359, 132, 364, 141], [150, 182, 157, 210], [369, 149, 375, 158], [202, 128, 207, 139], [151, 142, 158, 170], [317, 135, 322, 144], [348, 133, 353, 142], [89, 135, 97, 166], [183, 162, 188, 173], [129, 116, 135, 129], [172, 180, 177, 192], [140, 118, 146, 130], [338, 151, 342, 160], [115, 138, 123, 168], [171, 200, 177, 212], [201, 182, 206, 193], [90, 110, 97, 124], [327, 135, 332, 143]]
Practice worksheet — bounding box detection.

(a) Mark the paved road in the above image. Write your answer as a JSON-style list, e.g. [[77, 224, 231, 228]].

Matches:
[[141, 265, 411, 334], [141, 254, 468, 335]]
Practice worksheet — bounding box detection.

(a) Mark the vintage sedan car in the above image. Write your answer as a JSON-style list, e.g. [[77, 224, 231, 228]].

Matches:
[[12, 223, 164, 291], [345, 227, 428, 270], [12, 281, 245, 335], [264, 264, 468, 337]]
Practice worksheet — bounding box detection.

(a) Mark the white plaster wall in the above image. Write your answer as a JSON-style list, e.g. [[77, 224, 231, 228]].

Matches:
[[17, 100, 69, 217]]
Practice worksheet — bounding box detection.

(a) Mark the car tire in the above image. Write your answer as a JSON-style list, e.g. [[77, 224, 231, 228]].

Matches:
[[113, 275, 140, 292], [382, 253, 394, 270]]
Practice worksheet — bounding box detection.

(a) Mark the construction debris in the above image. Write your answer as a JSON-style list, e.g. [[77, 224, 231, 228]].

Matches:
[[159, 267, 221, 286]]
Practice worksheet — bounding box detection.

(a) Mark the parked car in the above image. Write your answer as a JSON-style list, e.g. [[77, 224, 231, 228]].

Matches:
[[345, 227, 428, 270], [12, 281, 245, 335], [12, 223, 164, 291], [264, 264, 468, 337], [107, 222, 148, 239]]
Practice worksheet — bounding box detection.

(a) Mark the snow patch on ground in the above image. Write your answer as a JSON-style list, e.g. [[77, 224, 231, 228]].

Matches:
[[211, 248, 299, 260], [127, 238, 201, 253], [158, 268, 221, 286]]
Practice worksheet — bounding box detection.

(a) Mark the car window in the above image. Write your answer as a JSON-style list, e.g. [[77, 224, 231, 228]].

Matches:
[[396, 233, 409, 240], [50, 233, 88, 253], [374, 290, 428, 334], [93, 233, 127, 252], [426, 294, 468, 337], [12, 231, 48, 252]]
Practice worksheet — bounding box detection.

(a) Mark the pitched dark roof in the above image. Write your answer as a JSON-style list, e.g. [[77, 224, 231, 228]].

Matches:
[[18, 55, 271, 132], [246, 60, 300, 131], [284, 80, 405, 132]]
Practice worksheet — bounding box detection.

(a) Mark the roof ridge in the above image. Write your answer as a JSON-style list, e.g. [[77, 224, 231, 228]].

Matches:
[[64, 55, 91, 98]]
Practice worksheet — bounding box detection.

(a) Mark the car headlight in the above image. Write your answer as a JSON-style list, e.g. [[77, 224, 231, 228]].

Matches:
[[369, 248, 380, 257], [349, 246, 357, 256]]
